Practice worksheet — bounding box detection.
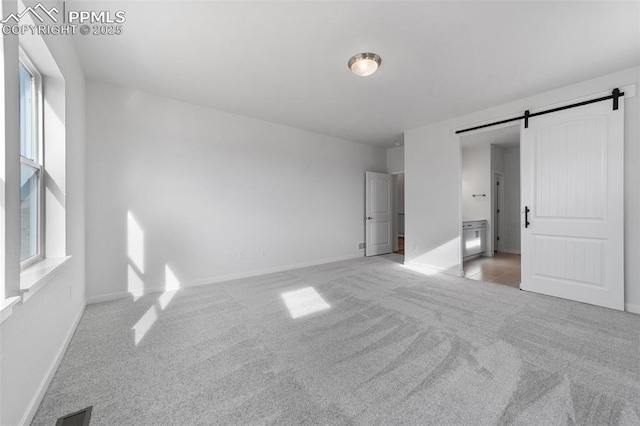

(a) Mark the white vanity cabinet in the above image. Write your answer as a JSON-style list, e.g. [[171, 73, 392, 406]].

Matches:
[[463, 220, 487, 258]]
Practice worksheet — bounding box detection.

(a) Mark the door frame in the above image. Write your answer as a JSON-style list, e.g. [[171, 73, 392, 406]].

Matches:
[[390, 171, 405, 253], [491, 170, 505, 253], [365, 171, 393, 257], [458, 122, 519, 273]]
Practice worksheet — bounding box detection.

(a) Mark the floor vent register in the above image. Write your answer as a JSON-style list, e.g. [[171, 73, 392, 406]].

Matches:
[[55, 406, 92, 426]]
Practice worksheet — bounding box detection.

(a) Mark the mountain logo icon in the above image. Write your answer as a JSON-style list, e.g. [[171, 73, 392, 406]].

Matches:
[[1, 3, 59, 24]]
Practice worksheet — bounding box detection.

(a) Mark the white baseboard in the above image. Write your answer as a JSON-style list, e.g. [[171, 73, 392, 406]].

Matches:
[[464, 253, 483, 261], [625, 303, 640, 315], [20, 302, 86, 426], [87, 253, 364, 305], [499, 249, 521, 254], [86, 291, 129, 305], [186, 253, 364, 288]]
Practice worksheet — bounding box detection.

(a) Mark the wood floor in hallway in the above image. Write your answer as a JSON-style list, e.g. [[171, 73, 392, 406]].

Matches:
[[463, 252, 521, 288], [396, 236, 404, 255]]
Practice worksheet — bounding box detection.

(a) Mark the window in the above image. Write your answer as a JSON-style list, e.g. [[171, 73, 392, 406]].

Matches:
[[19, 53, 43, 267]]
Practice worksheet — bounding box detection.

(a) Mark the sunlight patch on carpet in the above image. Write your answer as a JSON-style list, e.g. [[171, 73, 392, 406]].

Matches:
[[281, 287, 330, 319], [132, 305, 158, 345]]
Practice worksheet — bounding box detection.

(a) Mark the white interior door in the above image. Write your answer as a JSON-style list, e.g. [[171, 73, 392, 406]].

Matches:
[[365, 172, 393, 256], [520, 98, 624, 310]]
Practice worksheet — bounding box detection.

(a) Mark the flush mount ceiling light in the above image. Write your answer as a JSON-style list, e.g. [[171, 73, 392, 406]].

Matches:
[[348, 52, 381, 77]]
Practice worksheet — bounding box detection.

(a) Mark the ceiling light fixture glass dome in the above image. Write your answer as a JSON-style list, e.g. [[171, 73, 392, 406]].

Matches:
[[348, 53, 381, 77]]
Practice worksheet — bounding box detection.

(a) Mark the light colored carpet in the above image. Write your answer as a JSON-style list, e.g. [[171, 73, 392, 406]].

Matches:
[[32, 254, 640, 425]]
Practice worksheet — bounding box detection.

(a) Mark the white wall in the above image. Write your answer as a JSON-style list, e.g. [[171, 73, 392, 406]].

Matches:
[[0, 0, 86, 423], [386, 145, 404, 173], [461, 144, 491, 223], [502, 147, 521, 253], [491, 145, 505, 173], [405, 66, 640, 313], [85, 82, 386, 301]]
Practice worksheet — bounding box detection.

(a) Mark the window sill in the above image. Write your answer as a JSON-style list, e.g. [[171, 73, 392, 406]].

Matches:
[[0, 296, 22, 324], [20, 256, 71, 302]]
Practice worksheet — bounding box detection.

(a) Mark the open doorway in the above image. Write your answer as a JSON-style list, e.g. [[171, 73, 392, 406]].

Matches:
[[392, 172, 405, 256], [460, 125, 520, 287]]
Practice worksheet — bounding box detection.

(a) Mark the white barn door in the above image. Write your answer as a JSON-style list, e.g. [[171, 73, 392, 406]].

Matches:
[[365, 172, 393, 256], [520, 99, 624, 310]]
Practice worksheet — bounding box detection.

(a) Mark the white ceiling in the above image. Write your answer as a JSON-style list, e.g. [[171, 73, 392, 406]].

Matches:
[[70, 1, 639, 148]]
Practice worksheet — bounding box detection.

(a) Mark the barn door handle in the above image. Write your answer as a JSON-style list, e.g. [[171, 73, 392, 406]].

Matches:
[[524, 206, 530, 228]]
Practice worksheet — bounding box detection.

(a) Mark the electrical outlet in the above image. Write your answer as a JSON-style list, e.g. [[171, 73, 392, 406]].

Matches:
[[358, 242, 365, 250]]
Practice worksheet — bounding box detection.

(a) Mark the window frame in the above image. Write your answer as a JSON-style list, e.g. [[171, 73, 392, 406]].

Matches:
[[19, 49, 45, 269]]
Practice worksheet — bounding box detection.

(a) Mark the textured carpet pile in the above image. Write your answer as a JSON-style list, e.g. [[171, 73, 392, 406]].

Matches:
[[32, 254, 640, 425]]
